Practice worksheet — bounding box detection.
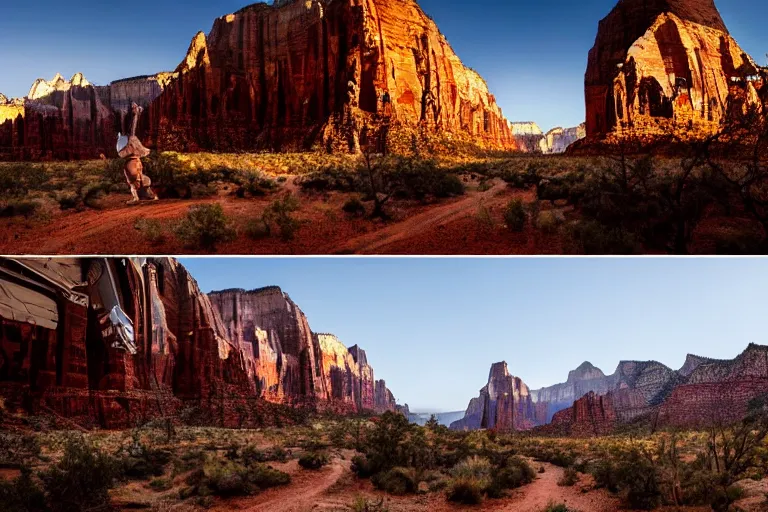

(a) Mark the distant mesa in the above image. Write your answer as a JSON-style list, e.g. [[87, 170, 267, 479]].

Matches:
[[509, 120, 586, 153], [0, 0, 516, 161], [451, 343, 768, 435]]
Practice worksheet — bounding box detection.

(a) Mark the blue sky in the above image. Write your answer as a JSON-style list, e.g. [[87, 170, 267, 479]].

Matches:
[[179, 257, 768, 412], [1, 1, 765, 132]]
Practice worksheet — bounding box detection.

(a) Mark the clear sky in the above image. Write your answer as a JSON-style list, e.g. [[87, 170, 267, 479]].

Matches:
[[0, 1, 765, 132], [178, 257, 768, 413]]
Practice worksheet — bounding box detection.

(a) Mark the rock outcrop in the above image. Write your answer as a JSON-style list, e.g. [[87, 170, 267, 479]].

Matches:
[[143, 0, 516, 153], [583, 0, 765, 142], [455, 344, 768, 435], [450, 362, 545, 432], [1, 0, 515, 161], [0, 258, 398, 428]]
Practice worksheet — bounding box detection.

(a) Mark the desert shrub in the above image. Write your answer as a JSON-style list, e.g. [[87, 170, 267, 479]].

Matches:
[[504, 199, 527, 232], [544, 502, 571, 512], [359, 412, 412, 475], [298, 164, 358, 192], [558, 467, 579, 486], [262, 193, 300, 241], [0, 433, 41, 466], [231, 169, 276, 198], [244, 218, 271, 240], [352, 454, 375, 478], [134, 218, 166, 245], [371, 467, 417, 495], [149, 477, 173, 491], [350, 495, 389, 512], [0, 164, 49, 197], [487, 455, 536, 498], [40, 437, 120, 512], [538, 466, 546, 473], [614, 449, 662, 510], [566, 220, 641, 255], [1, 200, 40, 219], [0, 467, 47, 512], [240, 445, 289, 464], [118, 434, 172, 479], [446, 477, 484, 504], [590, 459, 619, 492], [174, 204, 236, 250], [433, 173, 465, 198], [192, 457, 290, 497], [343, 197, 366, 216], [536, 209, 565, 233], [298, 451, 329, 470]]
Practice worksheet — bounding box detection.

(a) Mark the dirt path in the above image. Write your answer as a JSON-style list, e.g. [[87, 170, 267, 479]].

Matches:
[[496, 463, 620, 512], [340, 181, 508, 254], [212, 458, 350, 512]]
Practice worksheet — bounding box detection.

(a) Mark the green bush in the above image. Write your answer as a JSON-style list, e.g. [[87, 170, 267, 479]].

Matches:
[[119, 435, 172, 479], [134, 218, 166, 245], [558, 467, 579, 486], [0, 200, 40, 219], [590, 460, 619, 492], [350, 495, 390, 512], [40, 437, 120, 512], [371, 467, 417, 495], [446, 476, 484, 504], [149, 477, 173, 491], [174, 204, 236, 250], [544, 502, 571, 512], [191, 457, 290, 497], [244, 218, 271, 240], [487, 456, 535, 498], [352, 454, 375, 478], [0, 164, 49, 197], [0, 467, 47, 512], [298, 451, 329, 470], [433, 173, 465, 198], [504, 199, 527, 232], [343, 197, 366, 216], [566, 220, 641, 255], [232, 170, 276, 198], [262, 193, 300, 241]]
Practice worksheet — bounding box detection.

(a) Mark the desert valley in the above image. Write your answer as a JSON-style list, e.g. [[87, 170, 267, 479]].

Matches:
[[0, 0, 766, 255], [1, 256, 768, 511]]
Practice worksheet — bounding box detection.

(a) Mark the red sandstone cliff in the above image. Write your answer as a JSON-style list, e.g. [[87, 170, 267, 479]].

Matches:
[[1, 0, 514, 161], [583, 0, 765, 142], [450, 362, 543, 432], [0, 258, 398, 428]]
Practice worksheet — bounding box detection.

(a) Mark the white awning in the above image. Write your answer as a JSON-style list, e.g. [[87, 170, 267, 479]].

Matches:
[[0, 278, 58, 330]]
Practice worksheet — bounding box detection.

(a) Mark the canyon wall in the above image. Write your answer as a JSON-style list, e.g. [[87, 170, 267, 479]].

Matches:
[[0, 258, 397, 428], [0, 0, 515, 161], [583, 0, 766, 143], [208, 287, 397, 414], [454, 344, 768, 435]]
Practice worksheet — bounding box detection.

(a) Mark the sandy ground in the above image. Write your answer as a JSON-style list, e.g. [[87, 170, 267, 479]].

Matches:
[[0, 178, 560, 255]]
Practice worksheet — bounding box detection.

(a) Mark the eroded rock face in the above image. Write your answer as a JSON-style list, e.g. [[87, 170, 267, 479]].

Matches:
[[141, 0, 515, 153], [0, 258, 397, 428], [450, 362, 543, 432], [0, 73, 175, 161], [539, 124, 586, 153], [584, 0, 765, 142]]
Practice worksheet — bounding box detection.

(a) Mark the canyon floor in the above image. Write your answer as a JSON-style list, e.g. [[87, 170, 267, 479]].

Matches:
[[0, 151, 761, 255], [2, 415, 767, 512]]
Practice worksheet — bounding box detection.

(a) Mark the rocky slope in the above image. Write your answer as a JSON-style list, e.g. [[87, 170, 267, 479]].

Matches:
[[1, 0, 515, 160], [454, 344, 768, 435], [583, 0, 765, 142], [0, 258, 398, 428], [450, 362, 546, 432]]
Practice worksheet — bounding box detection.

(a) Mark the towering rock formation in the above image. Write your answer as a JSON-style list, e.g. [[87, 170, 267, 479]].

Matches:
[[531, 361, 612, 422], [144, 0, 516, 153], [208, 287, 397, 414], [0, 258, 398, 428], [450, 362, 545, 432], [583, 0, 765, 142]]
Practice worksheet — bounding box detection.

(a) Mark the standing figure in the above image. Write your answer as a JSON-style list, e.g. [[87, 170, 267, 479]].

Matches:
[[117, 103, 157, 204]]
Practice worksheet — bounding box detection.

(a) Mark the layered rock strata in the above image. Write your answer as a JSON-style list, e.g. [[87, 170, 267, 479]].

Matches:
[[1, 0, 515, 160], [583, 0, 766, 142], [0, 258, 398, 428]]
